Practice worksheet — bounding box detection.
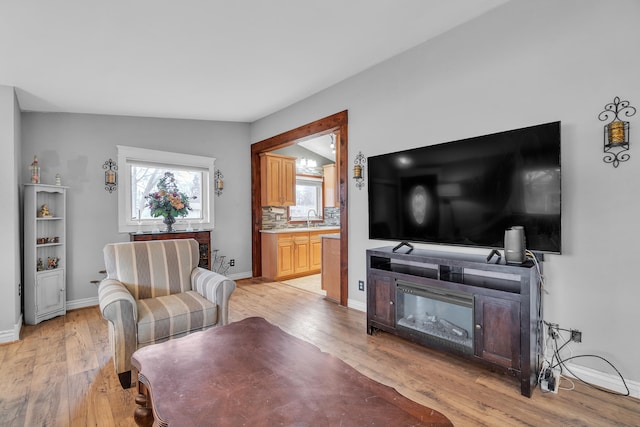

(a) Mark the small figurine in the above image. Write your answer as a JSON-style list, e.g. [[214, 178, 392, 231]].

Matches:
[[55, 173, 62, 186], [47, 257, 59, 269], [37, 258, 44, 271], [38, 204, 52, 218], [30, 155, 40, 184]]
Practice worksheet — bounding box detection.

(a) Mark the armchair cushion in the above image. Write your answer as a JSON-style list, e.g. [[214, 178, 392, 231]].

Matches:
[[137, 291, 217, 346], [103, 239, 199, 299]]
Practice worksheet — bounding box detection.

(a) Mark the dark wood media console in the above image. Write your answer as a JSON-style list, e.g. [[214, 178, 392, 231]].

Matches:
[[366, 246, 542, 397]]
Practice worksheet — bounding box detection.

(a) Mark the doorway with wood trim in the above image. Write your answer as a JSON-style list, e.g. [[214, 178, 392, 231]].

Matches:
[[251, 111, 349, 306]]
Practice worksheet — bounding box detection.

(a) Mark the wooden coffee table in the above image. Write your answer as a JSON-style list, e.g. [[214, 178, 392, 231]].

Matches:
[[132, 317, 452, 426]]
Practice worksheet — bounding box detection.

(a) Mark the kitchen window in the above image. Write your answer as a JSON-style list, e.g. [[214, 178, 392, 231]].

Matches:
[[289, 175, 323, 222]]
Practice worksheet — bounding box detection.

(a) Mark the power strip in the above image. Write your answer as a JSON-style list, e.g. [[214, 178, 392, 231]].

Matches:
[[540, 368, 560, 393]]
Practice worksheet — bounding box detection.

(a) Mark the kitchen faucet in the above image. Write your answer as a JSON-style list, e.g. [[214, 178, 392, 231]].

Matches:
[[307, 209, 318, 228]]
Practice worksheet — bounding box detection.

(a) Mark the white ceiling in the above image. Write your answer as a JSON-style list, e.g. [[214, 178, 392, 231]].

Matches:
[[1, 0, 508, 123]]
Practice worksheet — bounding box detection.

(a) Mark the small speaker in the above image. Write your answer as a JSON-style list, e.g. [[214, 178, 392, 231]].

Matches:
[[504, 226, 526, 264]]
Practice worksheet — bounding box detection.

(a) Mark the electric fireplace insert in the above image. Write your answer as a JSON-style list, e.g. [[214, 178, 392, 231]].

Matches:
[[396, 280, 473, 354]]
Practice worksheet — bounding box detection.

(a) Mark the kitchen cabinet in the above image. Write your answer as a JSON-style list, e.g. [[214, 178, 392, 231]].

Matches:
[[323, 164, 337, 208], [321, 234, 341, 302], [309, 230, 324, 271], [293, 234, 310, 274], [276, 234, 295, 277], [261, 228, 337, 280], [260, 153, 296, 206]]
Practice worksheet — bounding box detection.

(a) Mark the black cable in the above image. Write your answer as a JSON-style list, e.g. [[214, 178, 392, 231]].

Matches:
[[539, 295, 630, 397], [547, 333, 631, 397], [528, 252, 545, 374], [551, 354, 630, 397], [551, 334, 563, 375]]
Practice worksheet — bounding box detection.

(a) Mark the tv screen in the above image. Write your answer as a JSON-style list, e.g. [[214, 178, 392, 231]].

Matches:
[[368, 121, 561, 253]]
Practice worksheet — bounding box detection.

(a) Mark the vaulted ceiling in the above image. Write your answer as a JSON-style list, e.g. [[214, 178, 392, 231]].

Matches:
[[1, 0, 508, 122]]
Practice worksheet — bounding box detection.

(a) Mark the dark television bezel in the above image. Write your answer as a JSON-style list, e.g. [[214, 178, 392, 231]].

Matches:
[[367, 121, 562, 254]]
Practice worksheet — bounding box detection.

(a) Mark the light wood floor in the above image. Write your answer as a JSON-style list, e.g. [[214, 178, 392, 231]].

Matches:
[[281, 273, 326, 296], [1, 279, 638, 426]]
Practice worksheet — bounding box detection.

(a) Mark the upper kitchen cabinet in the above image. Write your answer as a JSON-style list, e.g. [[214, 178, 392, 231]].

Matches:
[[261, 153, 296, 207], [323, 164, 337, 208]]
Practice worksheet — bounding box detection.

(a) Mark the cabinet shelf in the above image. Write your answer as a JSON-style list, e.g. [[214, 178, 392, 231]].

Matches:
[[36, 268, 64, 274]]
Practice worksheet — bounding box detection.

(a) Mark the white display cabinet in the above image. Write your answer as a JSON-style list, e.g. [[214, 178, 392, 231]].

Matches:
[[23, 184, 68, 325]]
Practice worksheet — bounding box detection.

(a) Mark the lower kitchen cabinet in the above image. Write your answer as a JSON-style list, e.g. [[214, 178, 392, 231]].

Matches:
[[309, 231, 323, 271], [261, 230, 326, 280]]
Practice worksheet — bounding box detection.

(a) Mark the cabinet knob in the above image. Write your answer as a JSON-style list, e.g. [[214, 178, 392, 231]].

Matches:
[[475, 324, 482, 330], [389, 301, 394, 305]]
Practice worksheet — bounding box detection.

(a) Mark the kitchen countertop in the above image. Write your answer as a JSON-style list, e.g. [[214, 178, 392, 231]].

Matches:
[[260, 226, 340, 234]]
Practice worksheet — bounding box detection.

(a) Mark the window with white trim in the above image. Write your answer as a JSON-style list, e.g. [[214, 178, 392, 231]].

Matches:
[[117, 146, 215, 232], [289, 175, 323, 221]]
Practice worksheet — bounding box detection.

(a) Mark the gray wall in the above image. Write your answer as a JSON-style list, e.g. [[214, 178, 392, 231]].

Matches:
[[251, 1, 640, 384], [21, 113, 252, 305], [0, 85, 22, 339]]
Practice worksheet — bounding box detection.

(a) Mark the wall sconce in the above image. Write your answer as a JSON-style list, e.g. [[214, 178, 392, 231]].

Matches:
[[214, 169, 224, 196], [353, 151, 366, 190], [103, 159, 117, 193], [598, 96, 636, 168]]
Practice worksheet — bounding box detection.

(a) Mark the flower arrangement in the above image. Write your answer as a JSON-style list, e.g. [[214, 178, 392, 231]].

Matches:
[[145, 172, 195, 219]]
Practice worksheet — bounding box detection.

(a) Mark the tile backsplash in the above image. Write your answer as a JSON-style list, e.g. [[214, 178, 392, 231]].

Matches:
[[262, 206, 340, 230]]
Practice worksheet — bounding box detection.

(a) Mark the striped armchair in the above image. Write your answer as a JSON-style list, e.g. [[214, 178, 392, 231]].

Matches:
[[98, 239, 236, 388]]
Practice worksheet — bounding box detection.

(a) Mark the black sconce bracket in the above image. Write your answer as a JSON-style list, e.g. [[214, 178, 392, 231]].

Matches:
[[103, 159, 118, 193], [598, 96, 636, 168]]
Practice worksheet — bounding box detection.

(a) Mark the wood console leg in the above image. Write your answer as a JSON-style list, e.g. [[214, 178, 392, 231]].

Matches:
[[134, 382, 154, 427]]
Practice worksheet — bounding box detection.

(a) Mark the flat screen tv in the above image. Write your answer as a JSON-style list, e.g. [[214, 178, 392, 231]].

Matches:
[[368, 121, 561, 253]]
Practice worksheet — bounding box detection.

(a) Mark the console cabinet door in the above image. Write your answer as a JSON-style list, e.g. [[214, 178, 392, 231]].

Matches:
[[367, 272, 395, 329], [474, 294, 521, 370], [36, 269, 65, 316]]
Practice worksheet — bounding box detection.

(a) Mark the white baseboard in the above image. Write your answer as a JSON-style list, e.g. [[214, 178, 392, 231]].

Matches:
[[227, 271, 252, 281], [66, 296, 99, 310], [347, 298, 366, 312], [564, 362, 640, 399], [0, 313, 23, 344]]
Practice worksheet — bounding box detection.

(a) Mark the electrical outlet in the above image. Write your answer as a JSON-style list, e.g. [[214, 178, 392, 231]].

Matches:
[[571, 329, 582, 343], [541, 368, 560, 393], [229, 259, 235, 267], [358, 280, 365, 291]]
